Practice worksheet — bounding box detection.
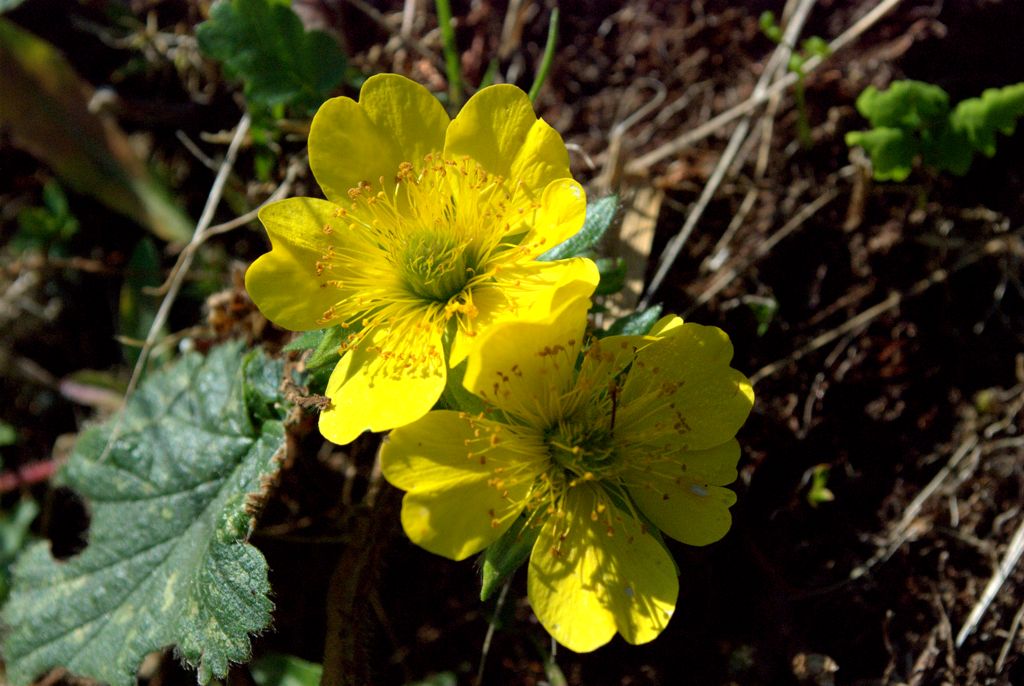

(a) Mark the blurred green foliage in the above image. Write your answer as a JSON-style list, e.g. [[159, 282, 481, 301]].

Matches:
[[759, 11, 831, 149], [251, 653, 322, 686], [0, 19, 193, 242], [12, 181, 78, 255], [846, 80, 1024, 181]]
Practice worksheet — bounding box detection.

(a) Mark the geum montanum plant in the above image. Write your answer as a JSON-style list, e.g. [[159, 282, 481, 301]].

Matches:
[[380, 296, 754, 651], [245, 73, 598, 444], [245, 72, 755, 653]]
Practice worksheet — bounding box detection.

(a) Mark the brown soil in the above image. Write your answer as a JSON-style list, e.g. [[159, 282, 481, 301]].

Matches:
[[2, 1, 1023, 685]]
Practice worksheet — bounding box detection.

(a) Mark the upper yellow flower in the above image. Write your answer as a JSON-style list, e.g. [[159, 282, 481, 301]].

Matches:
[[380, 298, 755, 652], [245, 74, 598, 444]]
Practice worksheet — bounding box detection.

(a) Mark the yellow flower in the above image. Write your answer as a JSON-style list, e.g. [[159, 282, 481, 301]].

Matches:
[[245, 74, 598, 444], [380, 298, 754, 652]]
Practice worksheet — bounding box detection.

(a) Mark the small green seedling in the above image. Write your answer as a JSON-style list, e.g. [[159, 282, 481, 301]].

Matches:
[[806, 464, 835, 508], [760, 11, 832, 149], [846, 80, 1024, 181]]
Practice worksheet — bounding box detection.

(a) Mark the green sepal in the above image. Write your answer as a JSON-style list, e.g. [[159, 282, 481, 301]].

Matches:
[[479, 516, 539, 601], [601, 304, 664, 338], [539, 195, 618, 261], [283, 325, 356, 394]]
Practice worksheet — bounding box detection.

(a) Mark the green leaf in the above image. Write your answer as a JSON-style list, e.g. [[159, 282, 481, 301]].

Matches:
[[13, 181, 79, 255], [538, 195, 618, 261], [480, 516, 539, 602], [251, 653, 322, 686], [601, 305, 663, 338], [282, 325, 358, 393], [742, 295, 779, 337], [118, 238, 164, 366], [949, 82, 1024, 157], [0, 0, 28, 14], [0, 420, 17, 447], [854, 80, 949, 130], [806, 464, 835, 508], [196, 0, 347, 110], [594, 256, 627, 295], [404, 673, 457, 686], [801, 36, 831, 59], [845, 127, 918, 181], [0, 498, 39, 603], [758, 11, 782, 44], [925, 126, 974, 176], [2, 342, 286, 686], [442, 360, 486, 415]]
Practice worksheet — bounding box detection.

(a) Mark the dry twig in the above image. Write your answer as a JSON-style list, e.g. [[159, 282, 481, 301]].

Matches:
[[639, 0, 817, 308], [99, 113, 251, 462]]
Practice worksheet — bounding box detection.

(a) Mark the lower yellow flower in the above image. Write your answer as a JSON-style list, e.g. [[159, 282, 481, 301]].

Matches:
[[245, 74, 598, 444], [381, 298, 755, 651]]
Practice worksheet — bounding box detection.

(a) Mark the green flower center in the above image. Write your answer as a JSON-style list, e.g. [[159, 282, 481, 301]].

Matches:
[[400, 230, 476, 303], [545, 421, 619, 481]]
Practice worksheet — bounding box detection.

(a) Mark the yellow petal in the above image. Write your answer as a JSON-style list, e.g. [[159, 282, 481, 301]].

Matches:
[[647, 314, 684, 336], [520, 179, 587, 257], [450, 257, 599, 368], [462, 295, 590, 418], [619, 323, 754, 451], [382, 411, 546, 560], [245, 197, 344, 331], [444, 84, 570, 195], [318, 326, 446, 444], [625, 440, 741, 546], [381, 411, 546, 491], [309, 74, 448, 202], [527, 486, 678, 652]]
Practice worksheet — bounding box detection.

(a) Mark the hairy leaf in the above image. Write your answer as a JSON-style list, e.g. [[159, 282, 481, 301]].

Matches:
[[539, 195, 619, 261], [196, 0, 347, 110], [2, 343, 286, 686], [601, 305, 664, 338]]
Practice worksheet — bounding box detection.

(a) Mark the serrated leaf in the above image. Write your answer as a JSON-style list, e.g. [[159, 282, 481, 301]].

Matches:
[[949, 82, 1024, 157], [845, 127, 918, 181], [854, 80, 949, 130], [601, 305, 663, 338], [196, 0, 347, 110], [480, 516, 539, 602], [539, 195, 618, 261], [2, 342, 286, 686]]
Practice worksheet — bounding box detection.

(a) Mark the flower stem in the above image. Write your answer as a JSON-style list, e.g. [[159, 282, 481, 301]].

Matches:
[[434, 0, 463, 109], [528, 6, 560, 103]]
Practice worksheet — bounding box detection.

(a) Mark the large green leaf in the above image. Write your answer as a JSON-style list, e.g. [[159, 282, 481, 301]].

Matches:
[[2, 343, 286, 686], [196, 0, 347, 110]]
